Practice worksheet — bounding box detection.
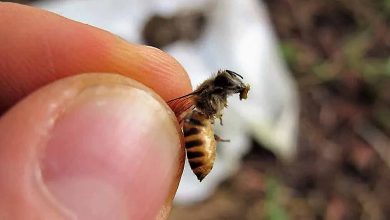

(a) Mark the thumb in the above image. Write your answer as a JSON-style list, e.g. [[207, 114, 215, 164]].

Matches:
[[0, 73, 184, 220]]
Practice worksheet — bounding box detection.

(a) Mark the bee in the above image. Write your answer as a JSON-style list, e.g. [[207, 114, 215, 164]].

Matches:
[[168, 70, 250, 181]]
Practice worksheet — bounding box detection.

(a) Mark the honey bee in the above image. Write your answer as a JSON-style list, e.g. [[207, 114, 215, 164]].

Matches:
[[168, 70, 250, 181]]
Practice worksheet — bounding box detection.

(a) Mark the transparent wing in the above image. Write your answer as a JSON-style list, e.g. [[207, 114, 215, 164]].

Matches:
[[167, 92, 197, 120]]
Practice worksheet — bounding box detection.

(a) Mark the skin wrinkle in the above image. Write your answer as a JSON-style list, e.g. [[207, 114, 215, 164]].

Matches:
[[42, 34, 56, 77], [136, 48, 178, 87]]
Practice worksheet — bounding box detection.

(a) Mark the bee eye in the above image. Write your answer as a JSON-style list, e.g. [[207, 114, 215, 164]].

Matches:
[[214, 74, 233, 87]]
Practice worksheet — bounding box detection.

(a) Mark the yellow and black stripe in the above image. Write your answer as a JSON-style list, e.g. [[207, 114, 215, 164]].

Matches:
[[183, 112, 216, 181]]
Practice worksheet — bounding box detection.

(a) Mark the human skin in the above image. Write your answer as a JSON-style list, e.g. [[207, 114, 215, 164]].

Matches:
[[0, 3, 191, 219]]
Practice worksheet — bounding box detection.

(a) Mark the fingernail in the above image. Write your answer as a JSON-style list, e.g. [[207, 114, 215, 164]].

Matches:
[[41, 83, 181, 219]]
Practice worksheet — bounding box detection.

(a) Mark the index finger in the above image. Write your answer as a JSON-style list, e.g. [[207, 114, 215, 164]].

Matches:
[[0, 3, 192, 112]]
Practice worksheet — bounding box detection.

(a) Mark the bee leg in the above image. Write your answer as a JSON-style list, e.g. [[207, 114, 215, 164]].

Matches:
[[215, 114, 223, 126], [222, 98, 228, 107], [214, 134, 230, 142]]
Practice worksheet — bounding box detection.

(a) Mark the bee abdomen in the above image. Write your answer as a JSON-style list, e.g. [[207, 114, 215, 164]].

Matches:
[[187, 151, 205, 159], [183, 111, 216, 181], [183, 123, 203, 149], [190, 161, 213, 181], [185, 140, 203, 149], [184, 137, 211, 180], [184, 127, 201, 136], [187, 151, 213, 181], [188, 117, 204, 126]]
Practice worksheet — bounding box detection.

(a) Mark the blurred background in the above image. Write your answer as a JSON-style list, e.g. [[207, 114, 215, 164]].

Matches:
[[11, 0, 390, 219]]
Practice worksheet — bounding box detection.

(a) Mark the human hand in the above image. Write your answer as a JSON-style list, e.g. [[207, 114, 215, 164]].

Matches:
[[0, 3, 191, 219]]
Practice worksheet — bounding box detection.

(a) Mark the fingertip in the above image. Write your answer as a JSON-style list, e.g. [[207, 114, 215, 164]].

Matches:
[[0, 73, 185, 219], [107, 42, 192, 101], [0, 3, 192, 112]]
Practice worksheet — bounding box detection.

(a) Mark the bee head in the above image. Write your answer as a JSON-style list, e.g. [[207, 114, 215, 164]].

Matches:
[[214, 70, 250, 100]]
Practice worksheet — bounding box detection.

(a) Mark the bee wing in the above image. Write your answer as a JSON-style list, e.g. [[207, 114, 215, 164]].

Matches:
[[167, 93, 197, 120]]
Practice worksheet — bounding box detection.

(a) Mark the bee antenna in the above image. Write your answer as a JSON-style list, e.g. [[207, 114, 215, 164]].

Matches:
[[226, 70, 243, 79]]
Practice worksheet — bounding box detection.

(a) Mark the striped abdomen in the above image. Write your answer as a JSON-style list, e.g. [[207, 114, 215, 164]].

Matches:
[[183, 111, 216, 181]]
